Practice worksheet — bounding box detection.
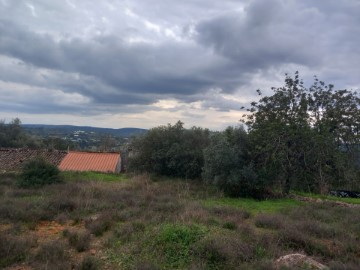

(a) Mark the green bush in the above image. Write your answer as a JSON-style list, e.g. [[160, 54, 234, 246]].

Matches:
[[17, 157, 61, 188], [128, 121, 210, 179], [155, 224, 207, 268]]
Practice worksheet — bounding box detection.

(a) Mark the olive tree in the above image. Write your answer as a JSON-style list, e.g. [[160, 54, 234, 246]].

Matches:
[[244, 72, 360, 194], [202, 126, 259, 197]]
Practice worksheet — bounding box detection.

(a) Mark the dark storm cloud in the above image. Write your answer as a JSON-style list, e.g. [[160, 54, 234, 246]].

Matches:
[[195, 0, 320, 71], [0, 19, 218, 101], [0, 0, 359, 118], [0, 21, 66, 69]]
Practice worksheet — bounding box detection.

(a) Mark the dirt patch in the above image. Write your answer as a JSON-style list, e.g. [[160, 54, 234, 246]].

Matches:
[[33, 220, 85, 241], [35, 221, 68, 237], [274, 253, 328, 269], [4, 263, 33, 270], [0, 223, 12, 232]]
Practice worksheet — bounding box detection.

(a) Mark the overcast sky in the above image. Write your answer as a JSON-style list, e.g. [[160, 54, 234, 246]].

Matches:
[[1, 0, 359, 129]]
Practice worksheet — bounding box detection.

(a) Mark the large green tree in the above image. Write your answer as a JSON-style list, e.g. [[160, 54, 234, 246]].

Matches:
[[244, 72, 360, 194], [128, 121, 210, 179], [202, 126, 259, 197]]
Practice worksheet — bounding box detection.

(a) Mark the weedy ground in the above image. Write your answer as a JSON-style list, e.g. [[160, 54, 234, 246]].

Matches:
[[0, 172, 359, 270]]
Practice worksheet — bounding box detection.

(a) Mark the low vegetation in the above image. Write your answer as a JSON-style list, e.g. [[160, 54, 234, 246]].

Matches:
[[0, 172, 359, 269]]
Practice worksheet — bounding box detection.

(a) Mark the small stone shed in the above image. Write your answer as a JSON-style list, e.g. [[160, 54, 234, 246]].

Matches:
[[0, 148, 67, 172]]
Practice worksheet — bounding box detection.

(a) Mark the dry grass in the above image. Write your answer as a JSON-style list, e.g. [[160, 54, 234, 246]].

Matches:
[[33, 240, 71, 270], [254, 213, 285, 230], [0, 173, 359, 269], [0, 231, 34, 268]]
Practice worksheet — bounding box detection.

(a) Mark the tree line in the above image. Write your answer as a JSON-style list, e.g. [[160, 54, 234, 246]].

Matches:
[[0, 118, 40, 148], [128, 72, 360, 198]]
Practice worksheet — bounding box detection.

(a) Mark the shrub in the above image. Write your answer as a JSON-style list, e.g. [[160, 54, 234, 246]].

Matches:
[[277, 227, 331, 256], [223, 221, 237, 230], [254, 214, 284, 230], [79, 256, 100, 270], [18, 157, 61, 188], [155, 224, 207, 268], [68, 231, 91, 252], [85, 213, 113, 236], [47, 197, 77, 213], [210, 205, 251, 220], [278, 226, 310, 250], [0, 232, 32, 268], [34, 240, 70, 270], [194, 233, 255, 268], [113, 221, 146, 242], [295, 219, 337, 239], [0, 198, 54, 224]]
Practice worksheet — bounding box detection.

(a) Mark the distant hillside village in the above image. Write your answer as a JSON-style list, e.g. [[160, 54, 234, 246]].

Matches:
[[23, 124, 146, 151], [0, 120, 146, 152]]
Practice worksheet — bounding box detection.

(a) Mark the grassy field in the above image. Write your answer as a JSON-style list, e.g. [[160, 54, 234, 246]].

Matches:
[[62, 171, 129, 182], [202, 197, 304, 214], [0, 173, 359, 270]]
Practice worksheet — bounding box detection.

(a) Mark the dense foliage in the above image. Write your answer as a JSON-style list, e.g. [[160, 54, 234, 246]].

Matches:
[[128, 121, 210, 179], [244, 72, 360, 194], [202, 126, 260, 197], [0, 118, 39, 148], [18, 158, 61, 188]]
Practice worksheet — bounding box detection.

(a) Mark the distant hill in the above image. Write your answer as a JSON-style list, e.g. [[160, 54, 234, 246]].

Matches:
[[23, 124, 147, 137]]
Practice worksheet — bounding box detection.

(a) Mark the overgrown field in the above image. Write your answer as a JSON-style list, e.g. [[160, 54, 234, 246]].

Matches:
[[0, 173, 359, 269]]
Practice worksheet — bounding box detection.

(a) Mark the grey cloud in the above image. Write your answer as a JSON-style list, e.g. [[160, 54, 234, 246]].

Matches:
[[0, 19, 220, 96], [195, 1, 321, 70], [0, 0, 359, 120], [194, 0, 360, 93]]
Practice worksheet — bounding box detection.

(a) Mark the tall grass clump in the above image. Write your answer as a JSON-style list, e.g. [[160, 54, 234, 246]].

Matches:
[[79, 256, 100, 270], [33, 240, 70, 270], [0, 232, 32, 268]]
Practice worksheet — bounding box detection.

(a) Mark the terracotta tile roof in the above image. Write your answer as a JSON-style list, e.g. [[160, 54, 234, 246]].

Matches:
[[0, 148, 67, 172], [59, 151, 121, 173]]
